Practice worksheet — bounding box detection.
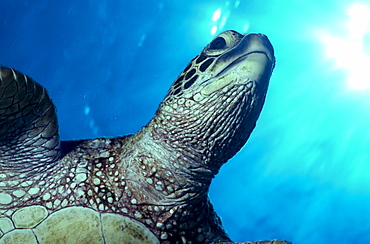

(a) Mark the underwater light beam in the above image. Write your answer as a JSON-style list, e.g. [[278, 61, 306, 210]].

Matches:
[[318, 3, 370, 91], [210, 9, 222, 35]]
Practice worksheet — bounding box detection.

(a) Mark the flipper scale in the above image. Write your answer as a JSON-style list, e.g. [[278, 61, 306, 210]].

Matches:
[[0, 67, 61, 168]]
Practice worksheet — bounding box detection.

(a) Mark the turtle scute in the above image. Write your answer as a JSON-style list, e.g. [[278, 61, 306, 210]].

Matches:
[[0, 206, 159, 244]]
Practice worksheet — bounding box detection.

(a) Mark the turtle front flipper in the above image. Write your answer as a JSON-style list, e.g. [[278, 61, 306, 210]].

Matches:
[[0, 67, 61, 171]]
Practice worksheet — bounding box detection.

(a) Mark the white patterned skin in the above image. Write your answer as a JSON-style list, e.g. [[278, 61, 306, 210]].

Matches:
[[0, 30, 288, 244]]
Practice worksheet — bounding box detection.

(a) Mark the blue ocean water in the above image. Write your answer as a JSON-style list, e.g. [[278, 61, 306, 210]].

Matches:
[[1, 0, 370, 243]]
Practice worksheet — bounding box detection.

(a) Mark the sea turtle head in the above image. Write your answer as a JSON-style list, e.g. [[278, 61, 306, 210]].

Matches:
[[150, 30, 275, 174], [164, 30, 274, 100]]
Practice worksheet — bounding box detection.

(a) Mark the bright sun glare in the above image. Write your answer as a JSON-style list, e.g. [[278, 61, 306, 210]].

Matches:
[[318, 3, 370, 91]]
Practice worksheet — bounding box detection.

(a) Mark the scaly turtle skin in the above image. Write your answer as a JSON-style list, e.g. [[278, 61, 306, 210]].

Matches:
[[0, 30, 289, 243]]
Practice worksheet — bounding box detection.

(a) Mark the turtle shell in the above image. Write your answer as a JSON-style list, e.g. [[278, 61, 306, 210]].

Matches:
[[0, 206, 159, 244]]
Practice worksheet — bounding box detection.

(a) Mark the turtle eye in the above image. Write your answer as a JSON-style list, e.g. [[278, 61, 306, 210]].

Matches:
[[209, 37, 227, 50]]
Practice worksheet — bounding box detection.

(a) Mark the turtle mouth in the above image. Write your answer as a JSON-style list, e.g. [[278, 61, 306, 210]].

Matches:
[[214, 50, 273, 79], [200, 51, 270, 96]]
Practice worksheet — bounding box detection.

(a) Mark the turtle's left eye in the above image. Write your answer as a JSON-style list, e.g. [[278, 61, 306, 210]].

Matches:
[[209, 37, 226, 50]]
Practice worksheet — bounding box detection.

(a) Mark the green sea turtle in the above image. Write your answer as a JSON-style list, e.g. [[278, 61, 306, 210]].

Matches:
[[0, 30, 291, 243]]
